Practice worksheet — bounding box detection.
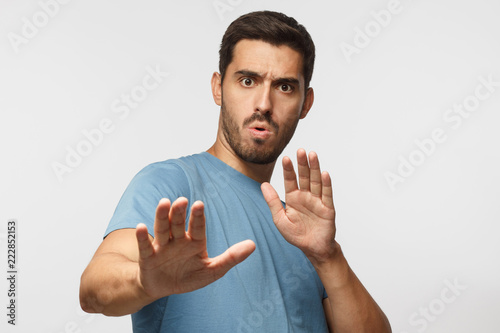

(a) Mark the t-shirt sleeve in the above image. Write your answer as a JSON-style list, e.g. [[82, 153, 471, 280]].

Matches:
[[104, 162, 190, 238]]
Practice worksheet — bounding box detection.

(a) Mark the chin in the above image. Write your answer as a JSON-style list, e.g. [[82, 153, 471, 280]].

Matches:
[[236, 145, 282, 165]]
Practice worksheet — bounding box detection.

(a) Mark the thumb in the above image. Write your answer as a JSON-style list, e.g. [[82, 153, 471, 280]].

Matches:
[[209, 240, 256, 279], [261, 182, 284, 219]]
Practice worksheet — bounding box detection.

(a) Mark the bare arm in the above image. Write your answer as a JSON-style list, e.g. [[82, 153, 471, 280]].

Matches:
[[320, 244, 391, 332], [262, 149, 391, 332], [80, 198, 255, 316], [79, 229, 156, 316]]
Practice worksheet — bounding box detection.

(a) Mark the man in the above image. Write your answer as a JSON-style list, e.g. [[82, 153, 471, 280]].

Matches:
[[80, 10, 391, 333]]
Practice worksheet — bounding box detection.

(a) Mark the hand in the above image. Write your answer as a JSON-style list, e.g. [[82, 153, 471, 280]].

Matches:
[[135, 197, 255, 299], [261, 149, 337, 265]]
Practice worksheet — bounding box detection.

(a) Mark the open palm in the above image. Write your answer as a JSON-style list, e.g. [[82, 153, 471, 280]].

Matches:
[[262, 149, 337, 264], [136, 198, 255, 299]]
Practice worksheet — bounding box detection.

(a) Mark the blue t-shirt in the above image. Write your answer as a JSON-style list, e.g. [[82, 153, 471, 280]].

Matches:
[[105, 152, 329, 332]]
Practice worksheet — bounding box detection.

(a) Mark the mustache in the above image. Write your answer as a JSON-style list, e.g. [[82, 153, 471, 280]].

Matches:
[[242, 113, 279, 132]]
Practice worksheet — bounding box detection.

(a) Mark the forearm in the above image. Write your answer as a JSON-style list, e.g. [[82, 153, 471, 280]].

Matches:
[[314, 243, 391, 333], [79, 253, 156, 316]]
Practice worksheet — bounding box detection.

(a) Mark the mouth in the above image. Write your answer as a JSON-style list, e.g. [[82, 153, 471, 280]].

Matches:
[[248, 124, 272, 140]]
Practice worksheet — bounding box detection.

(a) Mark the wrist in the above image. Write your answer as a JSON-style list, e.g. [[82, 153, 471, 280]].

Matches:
[[134, 267, 160, 308], [307, 240, 343, 268], [309, 242, 352, 288]]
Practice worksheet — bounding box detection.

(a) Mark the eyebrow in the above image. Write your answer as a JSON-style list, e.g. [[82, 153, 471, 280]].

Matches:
[[234, 70, 300, 86]]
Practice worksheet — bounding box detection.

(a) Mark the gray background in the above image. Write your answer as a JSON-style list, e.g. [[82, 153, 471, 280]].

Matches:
[[1, 0, 499, 332]]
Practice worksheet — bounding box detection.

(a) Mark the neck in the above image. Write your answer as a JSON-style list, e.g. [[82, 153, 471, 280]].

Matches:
[[207, 141, 276, 184]]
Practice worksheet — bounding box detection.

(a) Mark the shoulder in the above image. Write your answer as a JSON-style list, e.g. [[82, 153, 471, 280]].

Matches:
[[104, 153, 207, 237], [127, 152, 216, 195], [132, 153, 207, 184]]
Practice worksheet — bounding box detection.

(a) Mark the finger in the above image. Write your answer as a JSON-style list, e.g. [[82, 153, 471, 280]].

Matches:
[[187, 201, 206, 241], [154, 198, 171, 246], [296, 148, 310, 191], [169, 197, 188, 239], [136, 223, 154, 261], [321, 171, 335, 209], [308, 151, 322, 197], [209, 240, 256, 279], [261, 182, 285, 220], [282, 156, 298, 193]]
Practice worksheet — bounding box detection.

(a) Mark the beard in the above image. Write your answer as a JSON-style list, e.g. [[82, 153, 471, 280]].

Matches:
[[220, 99, 300, 165]]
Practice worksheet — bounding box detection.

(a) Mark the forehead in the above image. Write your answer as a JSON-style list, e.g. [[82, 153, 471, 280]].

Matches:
[[228, 39, 304, 81]]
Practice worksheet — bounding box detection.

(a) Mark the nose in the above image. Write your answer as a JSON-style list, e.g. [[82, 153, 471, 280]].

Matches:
[[255, 85, 273, 115]]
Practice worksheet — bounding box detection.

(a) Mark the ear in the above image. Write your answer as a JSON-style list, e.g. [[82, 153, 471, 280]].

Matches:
[[299, 87, 314, 119], [211, 72, 222, 106]]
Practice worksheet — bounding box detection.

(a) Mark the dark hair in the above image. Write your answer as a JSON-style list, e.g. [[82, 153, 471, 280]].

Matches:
[[219, 11, 315, 90]]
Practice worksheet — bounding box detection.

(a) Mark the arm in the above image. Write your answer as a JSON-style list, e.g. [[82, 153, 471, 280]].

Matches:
[[80, 198, 255, 316], [79, 228, 156, 316], [319, 244, 391, 332], [261, 149, 391, 333]]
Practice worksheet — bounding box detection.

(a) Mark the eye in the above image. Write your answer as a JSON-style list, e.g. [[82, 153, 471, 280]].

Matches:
[[278, 84, 293, 93], [240, 78, 255, 87]]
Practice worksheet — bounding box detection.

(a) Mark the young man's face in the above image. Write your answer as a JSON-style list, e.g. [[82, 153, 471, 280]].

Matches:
[[212, 39, 313, 165]]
